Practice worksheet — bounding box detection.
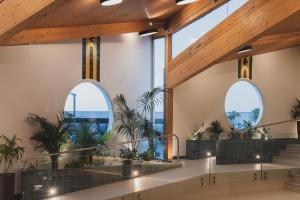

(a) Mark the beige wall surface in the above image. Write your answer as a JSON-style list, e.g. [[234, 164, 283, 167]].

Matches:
[[173, 47, 300, 156], [0, 33, 152, 191]]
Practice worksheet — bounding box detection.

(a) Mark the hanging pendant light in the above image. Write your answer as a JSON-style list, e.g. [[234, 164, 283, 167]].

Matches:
[[100, 0, 123, 6], [176, 0, 198, 5], [138, 29, 158, 37]]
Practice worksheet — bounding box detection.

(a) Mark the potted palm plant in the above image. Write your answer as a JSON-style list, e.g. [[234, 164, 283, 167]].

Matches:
[[114, 87, 164, 178], [0, 134, 24, 200], [291, 99, 300, 138], [27, 113, 70, 169]]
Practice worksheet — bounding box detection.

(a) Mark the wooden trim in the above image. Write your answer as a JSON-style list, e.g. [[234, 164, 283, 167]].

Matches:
[[167, 0, 300, 89], [0, 0, 55, 36], [167, 0, 229, 34], [164, 32, 174, 161], [1, 21, 163, 45]]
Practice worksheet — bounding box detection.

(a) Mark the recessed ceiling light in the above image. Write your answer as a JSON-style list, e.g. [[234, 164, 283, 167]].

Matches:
[[139, 29, 158, 37], [176, 0, 198, 5], [100, 0, 123, 6], [237, 45, 252, 54]]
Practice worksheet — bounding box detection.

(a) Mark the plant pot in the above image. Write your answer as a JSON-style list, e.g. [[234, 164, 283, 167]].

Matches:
[[0, 173, 15, 200], [122, 160, 132, 179]]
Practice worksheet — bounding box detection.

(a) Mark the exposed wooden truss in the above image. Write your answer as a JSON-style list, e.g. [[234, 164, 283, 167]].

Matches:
[[167, 0, 300, 88], [0, 0, 55, 36], [1, 21, 163, 45]]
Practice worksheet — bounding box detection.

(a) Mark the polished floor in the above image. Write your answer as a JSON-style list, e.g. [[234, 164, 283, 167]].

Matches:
[[47, 158, 300, 200]]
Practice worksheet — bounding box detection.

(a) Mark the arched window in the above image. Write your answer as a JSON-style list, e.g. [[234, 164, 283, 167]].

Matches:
[[225, 80, 263, 129], [64, 82, 113, 141]]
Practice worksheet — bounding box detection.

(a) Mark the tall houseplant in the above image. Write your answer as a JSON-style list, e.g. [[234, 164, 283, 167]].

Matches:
[[291, 99, 300, 138], [0, 134, 24, 200], [114, 87, 164, 158], [27, 113, 70, 169]]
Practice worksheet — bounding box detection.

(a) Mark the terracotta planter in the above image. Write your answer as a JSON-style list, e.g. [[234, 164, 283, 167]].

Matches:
[[0, 173, 15, 200]]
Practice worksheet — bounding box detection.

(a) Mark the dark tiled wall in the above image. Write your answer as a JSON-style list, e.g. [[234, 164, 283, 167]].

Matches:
[[22, 162, 182, 200], [216, 138, 299, 165], [186, 138, 299, 164], [186, 140, 216, 160]]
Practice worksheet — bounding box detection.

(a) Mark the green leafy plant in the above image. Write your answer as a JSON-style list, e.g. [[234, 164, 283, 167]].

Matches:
[[114, 87, 165, 160], [250, 108, 260, 123], [0, 134, 24, 173], [255, 127, 272, 140], [242, 120, 256, 139], [207, 120, 224, 140], [227, 111, 240, 125], [191, 123, 206, 141], [69, 121, 110, 164], [27, 113, 71, 169], [139, 148, 153, 161], [291, 99, 300, 120], [119, 148, 138, 160]]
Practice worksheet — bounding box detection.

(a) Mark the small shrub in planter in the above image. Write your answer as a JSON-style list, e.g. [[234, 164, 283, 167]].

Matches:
[[0, 134, 24, 200], [207, 120, 224, 141]]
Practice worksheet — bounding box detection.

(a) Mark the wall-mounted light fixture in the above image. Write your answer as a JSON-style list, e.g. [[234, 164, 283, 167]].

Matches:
[[176, 0, 198, 5], [100, 0, 123, 6], [138, 29, 158, 37]]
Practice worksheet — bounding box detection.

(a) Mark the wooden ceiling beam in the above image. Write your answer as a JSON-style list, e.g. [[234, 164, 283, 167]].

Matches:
[[224, 30, 300, 61], [0, 0, 55, 36], [167, 0, 300, 89], [167, 0, 229, 34], [0, 21, 163, 45]]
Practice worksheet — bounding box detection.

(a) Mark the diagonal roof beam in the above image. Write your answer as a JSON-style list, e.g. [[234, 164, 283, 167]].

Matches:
[[0, 0, 55, 36], [167, 0, 300, 88]]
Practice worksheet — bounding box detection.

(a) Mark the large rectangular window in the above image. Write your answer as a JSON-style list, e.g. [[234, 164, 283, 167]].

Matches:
[[153, 38, 165, 133], [153, 38, 166, 159], [172, 0, 248, 58]]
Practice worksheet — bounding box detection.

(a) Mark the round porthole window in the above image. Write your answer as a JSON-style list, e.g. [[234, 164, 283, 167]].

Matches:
[[224, 80, 263, 129], [64, 82, 113, 143]]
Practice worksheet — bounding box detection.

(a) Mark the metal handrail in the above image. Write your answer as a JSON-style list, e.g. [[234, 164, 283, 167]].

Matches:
[[225, 119, 295, 133], [24, 134, 180, 165]]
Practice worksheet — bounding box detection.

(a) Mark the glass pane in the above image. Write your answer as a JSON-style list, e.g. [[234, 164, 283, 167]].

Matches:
[[224, 80, 263, 129], [153, 38, 165, 159], [172, 0, 248, 58]]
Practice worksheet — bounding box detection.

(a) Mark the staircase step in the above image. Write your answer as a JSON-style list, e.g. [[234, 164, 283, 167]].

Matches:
[[273, 157, 300, 165], [290, 174, 300, 183], [285, 182, 300, 193], [287, 146, 300, 152], [279, 152, 300, 159]]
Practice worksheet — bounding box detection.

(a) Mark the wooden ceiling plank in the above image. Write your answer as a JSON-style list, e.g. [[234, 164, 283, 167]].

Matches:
[[167, 0, 300, 89], [167, 0, 229, 34], [0, 0, 55, 36], [1, 21, 163, 45]]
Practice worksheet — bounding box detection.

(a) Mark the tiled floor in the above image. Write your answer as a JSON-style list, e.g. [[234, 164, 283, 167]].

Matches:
[[46, 158, 300, 200]]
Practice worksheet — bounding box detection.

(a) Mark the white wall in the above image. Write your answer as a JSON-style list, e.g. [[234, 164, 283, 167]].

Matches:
[[0, 33, 152, 191], [173, 47, 300, 156]]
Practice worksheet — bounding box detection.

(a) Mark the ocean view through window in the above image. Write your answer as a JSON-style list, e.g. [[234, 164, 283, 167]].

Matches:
[[225, 80, 263, 129]]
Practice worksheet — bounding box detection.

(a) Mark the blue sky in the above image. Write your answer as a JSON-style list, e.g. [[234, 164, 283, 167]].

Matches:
[[64, 82, 109, 112], [225, 81, 263, 113]]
